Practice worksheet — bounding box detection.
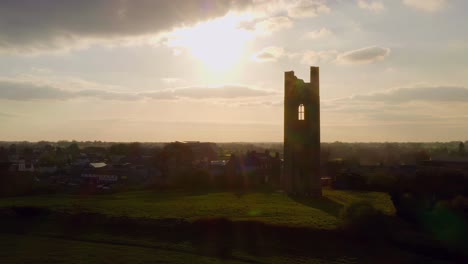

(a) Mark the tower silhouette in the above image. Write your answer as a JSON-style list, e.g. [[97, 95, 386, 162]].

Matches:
[[283, 67, 321, 196]]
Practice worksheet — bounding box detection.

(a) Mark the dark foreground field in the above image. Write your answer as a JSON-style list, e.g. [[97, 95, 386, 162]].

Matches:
[[0, 189, 395, 228], [0, 189, 461, 263]]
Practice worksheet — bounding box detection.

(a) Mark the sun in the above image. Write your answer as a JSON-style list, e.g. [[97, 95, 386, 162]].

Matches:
[[167, 13, 255, 72]]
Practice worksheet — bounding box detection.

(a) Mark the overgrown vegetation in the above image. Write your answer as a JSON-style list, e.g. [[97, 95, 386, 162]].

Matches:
[[0, 189, 394, 229]]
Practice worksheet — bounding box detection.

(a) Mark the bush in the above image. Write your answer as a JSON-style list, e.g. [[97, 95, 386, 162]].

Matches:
[[173, 168, 212, 190], [366, 172, 396, 191], [424, 196, 468, 251], [340, 201, 386, 236], [333, 172, 367, 190], [450, 195, 468, 214]]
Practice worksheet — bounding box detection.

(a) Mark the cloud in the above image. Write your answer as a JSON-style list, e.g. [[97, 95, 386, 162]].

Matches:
[[402, 0, 447, 12], [0, 0, 252, 53], [320, 85, 468, 140], [144, 85, 277, 100], [161, 77, 186, 86], [358, 0, 385, 13], [288, 0, 331, 18], [300, 50, 338, 64], [252, 46, 285, 62], [304, 28, 334, 39], [240, 16, 293, 35], [0, 79, 140, 100], [0, 78, 276, 101], [0, 112, 18, 118], [336, 46, 390, 64], [292, 46, 388, 65], [351, 86, 468, 103]]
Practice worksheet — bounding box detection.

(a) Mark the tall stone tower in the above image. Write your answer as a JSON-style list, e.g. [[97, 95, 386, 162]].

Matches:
[[283, 67, 321, 196]]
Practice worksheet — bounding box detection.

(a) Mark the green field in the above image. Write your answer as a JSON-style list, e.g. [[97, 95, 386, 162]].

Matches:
[[0, 188, 395, 229], [0, 189, 457, 263], [0, 233, 377, 264]]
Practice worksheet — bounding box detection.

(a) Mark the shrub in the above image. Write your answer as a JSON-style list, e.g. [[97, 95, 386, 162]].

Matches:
[[366, 172, 396, 191], [340, 201, 386, 236], [172, 168, 212, 190], [424, 198, 468, 251]]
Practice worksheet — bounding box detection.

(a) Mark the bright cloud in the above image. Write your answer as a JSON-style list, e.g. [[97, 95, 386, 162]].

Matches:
[[240, 16, 293, 35], [300, 50, 338, 65], [252, 46, 286, 62], [292, 46, 389, 65], [165, 13, 255, 71], [358, 0, 385, 13], [351, 86, 468, 103], [0, 78, 276, 101], [336, 46, 391, 64], [304, 28, 334, 39], [288, 0, 331, 18], [402, 0, 447, 12]]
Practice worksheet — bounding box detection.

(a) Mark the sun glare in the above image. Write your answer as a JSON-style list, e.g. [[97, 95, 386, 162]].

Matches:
[[167, 13, 255, 72]]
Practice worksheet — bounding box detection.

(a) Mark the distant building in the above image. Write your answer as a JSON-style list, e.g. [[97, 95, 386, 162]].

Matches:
[[80, 162, 149, 185], [183, 141, 218, 162], [244, 150, 281, 185], [81, 162, 118, 184], [37, 166, 57, 174], [423, 156, 468, 170], [283, 67, 321, 196], [17, 159, 35, 172]]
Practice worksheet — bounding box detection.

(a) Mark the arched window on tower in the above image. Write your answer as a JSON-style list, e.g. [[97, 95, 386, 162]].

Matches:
[[298, 104, 305, 120]]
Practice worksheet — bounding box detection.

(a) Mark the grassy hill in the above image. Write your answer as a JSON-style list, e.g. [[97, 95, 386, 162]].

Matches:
[[0, 189, 457, 263], [0, 188, 395, 229]]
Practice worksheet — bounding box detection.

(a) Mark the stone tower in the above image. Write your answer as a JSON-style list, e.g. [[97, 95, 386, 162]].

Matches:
[[283, 67, 321, 196]]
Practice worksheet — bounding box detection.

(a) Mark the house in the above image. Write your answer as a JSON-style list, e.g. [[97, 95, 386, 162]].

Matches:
[[209, 160, 227, 178], [81, 162, 118, 184], [243, 150, 281, 185], [183, 141, 218, 162], [17, 159, 35, 172], [38, 166, 58, 174], [72, 154, 91, 167], [423, 156, 468, 170], [80, 161, 150, 186]]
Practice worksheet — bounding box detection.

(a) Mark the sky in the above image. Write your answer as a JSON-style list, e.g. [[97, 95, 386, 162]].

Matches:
[[1, 0, 468, 142]]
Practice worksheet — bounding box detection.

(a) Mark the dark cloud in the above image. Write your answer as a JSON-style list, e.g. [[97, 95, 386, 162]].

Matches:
[[0, 0, 252, 53], [0, 80, 72, 100], [351, 86, 468, 103], [0, 79, 275, 101], [337, 46, 390, 64], [0, 80, 139, 100]]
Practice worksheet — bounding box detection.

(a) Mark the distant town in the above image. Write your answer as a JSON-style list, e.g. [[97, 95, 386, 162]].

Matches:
[[1, 140, 467, 196]]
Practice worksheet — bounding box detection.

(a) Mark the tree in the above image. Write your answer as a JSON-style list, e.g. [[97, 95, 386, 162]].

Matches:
[[127, 142, 142, 158], [161, 142, 194, 184], [0, 147, 7, 162], [459, 142, 466, 156], [67, 143, 80, 156], [109, 143, 128, 156], [8, 144, 16, 155]]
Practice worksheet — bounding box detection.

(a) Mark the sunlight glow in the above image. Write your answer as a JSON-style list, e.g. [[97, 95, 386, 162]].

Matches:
[[166, 13, 255, 72]]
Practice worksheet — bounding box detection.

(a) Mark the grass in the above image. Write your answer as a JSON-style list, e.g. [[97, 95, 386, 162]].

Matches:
[[0, 233, 370, 264], [0, 188, 395, 229], [0, 234, 248, 264], [0, 190, 454, 264]]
